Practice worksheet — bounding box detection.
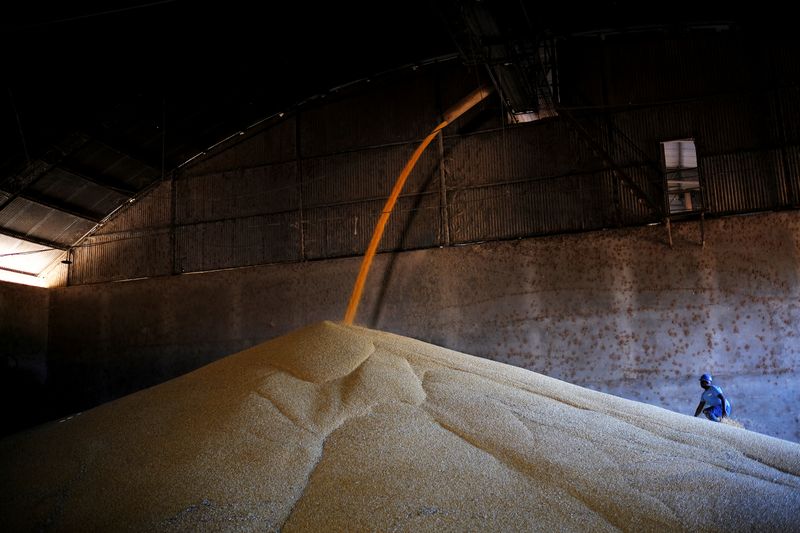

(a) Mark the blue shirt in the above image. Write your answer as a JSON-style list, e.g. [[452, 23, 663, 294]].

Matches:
[[701, 384, 724, 409]]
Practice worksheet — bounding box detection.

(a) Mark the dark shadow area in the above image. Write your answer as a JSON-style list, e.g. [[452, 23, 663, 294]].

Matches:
[[0, 356, 54, 437]]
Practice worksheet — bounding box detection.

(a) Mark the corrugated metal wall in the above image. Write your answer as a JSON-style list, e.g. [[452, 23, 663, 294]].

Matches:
[[97, 181, 172, 233], [298, 71, 443, 157], [173, 157, 304, 272], [69, 181, 174, 284], [65, 34, 800, 285], [175, 211, 301, 272], [70, 230, 172, 284], [559, 32, 747, 109], [559, 31, 800, 219], [702, 151, 784, 213], [784, 146, 800, 206], [187, 119, 297, 175]]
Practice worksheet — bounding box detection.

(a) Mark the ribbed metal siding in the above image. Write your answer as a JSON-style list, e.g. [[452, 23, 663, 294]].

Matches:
[[573, 116, 663, 216], [773, 86, 800, 145], [611, 165, 660, 224], [587, 171, 617, 228], [176, 163, 298, 224], [96, 181, 172, 234], [302, 145, 439, 208], [702, 151, 783, 213], [382, 193, 441, 250], [175, 211, 301, 273], [58, 45, 800, 286], [698, 94, 774, 155], [443, 118, 661, 244], [447, 173, 614, 244], [304, 202, 373, 259], [298, 72, 440, 157], [304, 192, 441, 259], [609, 104, 696, 164], [446, 121, 596, 189], [601, 34, 740, 107], [579, 169, 652, 228], [783, 145, 800, 205], [574, 173, 609, 229], [70, 230, 172, 284], [188, 117, 297, 175]]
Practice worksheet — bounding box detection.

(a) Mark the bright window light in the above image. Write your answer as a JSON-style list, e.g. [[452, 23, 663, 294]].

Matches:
[[0, 234, 62, 287], [509, 111, 539, 123], [661, 139, 701, 214], [0, 268, 47, 287]]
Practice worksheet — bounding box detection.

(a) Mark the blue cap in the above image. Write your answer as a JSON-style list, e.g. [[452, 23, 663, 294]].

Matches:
[[699, 373, 713, 383]]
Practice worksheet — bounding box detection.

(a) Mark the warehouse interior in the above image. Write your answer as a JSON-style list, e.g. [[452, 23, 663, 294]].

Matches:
[[1, 1, 800, 529], [1, 0, 797, 440]]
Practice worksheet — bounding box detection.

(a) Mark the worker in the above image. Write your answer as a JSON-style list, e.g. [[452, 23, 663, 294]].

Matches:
[[693, 373, 729, 422]]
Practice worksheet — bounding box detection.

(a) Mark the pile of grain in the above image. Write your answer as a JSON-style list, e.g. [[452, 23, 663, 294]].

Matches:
[[722, 417, 746, 429], [1, 321, 798, 531]]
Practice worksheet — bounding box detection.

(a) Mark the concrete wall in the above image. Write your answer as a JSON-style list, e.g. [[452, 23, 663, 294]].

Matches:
[[0, 282, 50, 435], [47, 210, 800, 442]]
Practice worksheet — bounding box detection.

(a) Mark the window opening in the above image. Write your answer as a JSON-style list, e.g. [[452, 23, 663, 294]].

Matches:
[[662, 139, 701, 214]]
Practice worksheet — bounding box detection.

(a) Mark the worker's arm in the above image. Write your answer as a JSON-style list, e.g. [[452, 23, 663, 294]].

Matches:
[[694, 401, 704, 417]]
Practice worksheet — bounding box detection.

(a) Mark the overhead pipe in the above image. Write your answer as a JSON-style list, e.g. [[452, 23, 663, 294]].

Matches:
[[343, 85, 492, 325]]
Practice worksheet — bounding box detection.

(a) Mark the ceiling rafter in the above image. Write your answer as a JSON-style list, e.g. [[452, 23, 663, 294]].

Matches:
[[18, 191, 104, 224], [0, 227, 69, 251], [55, 162, 138, 197], [80, 129, 164, 175]]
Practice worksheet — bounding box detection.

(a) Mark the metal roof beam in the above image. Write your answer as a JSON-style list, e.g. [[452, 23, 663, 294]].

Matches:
[[19, 191, 104, 224], [0, 265, 40, 277], [81, 129, 164, 173], [56, 162, 138, 196], [0, 227, 69, 251]]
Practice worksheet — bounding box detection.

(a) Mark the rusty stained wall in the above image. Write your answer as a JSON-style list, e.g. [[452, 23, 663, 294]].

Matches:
[[366, 211, 800, 443], [46, 209, 800, 443]]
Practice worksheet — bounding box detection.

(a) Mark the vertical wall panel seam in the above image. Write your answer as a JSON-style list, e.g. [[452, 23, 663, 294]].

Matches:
[[438, 133, 450, 246], [297, 114, 305, 260], [774, 89, 792, 205], [170, 174, 177, 275]]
